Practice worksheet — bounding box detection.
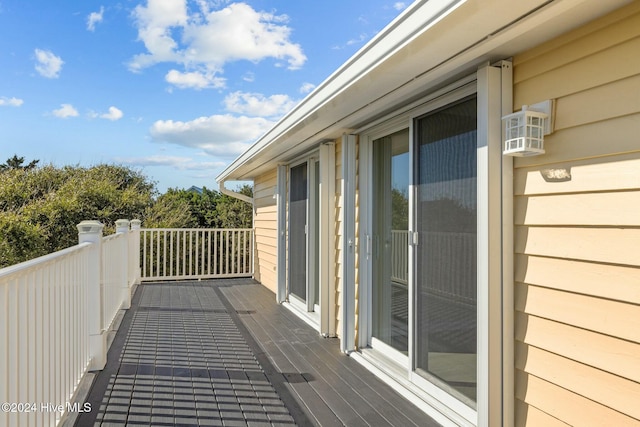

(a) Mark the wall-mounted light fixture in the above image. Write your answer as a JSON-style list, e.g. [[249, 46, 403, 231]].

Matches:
[[502, 100, 554, 157]]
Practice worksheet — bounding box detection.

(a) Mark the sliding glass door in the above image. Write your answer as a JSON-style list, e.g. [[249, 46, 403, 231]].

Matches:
[[363, 93, 478, 411], [288, 160, 320, 314], [289, 162, 308, 301], [371, 129, 409, 355], [414, 96, 477, 404]]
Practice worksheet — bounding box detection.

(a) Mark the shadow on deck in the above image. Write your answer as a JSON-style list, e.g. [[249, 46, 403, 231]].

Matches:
[[75, 279, 439, 426]]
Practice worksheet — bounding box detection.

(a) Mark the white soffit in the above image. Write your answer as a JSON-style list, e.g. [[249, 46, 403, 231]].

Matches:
[[216, 0, 631, 182]]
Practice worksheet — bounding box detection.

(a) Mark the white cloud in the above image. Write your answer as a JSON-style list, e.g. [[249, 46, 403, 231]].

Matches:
[[299, 82, 315, 94], [223, 91, 296, 118], [0, 96, 24, 107], [129, 1, 306, 87], [52, 104, 79, 118], [149, 114, 273, 156], [394, 2, 408, 11], [100, 106, 124, 121], [87, 6, 105, 31], [165, 69, 225, 90], [115, 155, 226, 170], [331, 32, 369, 51], [129, 0, 188, 71], [34, 49, 64, 78]]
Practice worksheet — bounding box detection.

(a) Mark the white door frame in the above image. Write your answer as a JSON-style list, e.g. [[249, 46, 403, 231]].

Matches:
[[277, 149, 336, 335], [354, 63, 511, 426]]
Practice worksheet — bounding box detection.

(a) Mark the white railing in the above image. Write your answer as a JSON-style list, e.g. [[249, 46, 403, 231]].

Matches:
[[0, 244, 92, 427], [140, 228, 254, 281], [101, 232, 128, 333], [0, 219, 141, 427], [391, 230, 409, 285], [389, 230, 475, 304], [421, 231, 476, 304], [0, 221, 252, 426]]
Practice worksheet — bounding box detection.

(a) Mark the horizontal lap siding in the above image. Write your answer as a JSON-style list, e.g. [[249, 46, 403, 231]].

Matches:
[[354, 138, 360, 343], [335, 139, 343, 338], [254, 170, 278, 293], [512, 3, 640, 425]]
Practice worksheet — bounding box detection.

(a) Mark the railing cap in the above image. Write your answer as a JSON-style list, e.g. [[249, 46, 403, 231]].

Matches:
[[116, 219, 130, 233], [130, 219, 142, 230], [77, 220, 104, 234]]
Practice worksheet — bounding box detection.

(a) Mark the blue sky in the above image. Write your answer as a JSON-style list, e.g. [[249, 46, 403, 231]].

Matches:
[[0, 0, 408, 192]]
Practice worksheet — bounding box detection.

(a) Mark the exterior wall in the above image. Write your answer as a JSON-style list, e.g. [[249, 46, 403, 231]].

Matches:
[[354, 137, 360, 344], [335, 139, 343, 338], [253, 169, 278, 294], [512, 3, 640, 426]]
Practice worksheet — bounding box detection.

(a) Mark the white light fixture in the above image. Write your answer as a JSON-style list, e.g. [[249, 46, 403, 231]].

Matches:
[[502, 100, 554, 157]]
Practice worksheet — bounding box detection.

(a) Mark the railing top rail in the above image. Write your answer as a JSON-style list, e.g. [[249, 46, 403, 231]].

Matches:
[[102, 232, 126, 243], [140, 227, 254, 232], [0, 242, 92, 279]]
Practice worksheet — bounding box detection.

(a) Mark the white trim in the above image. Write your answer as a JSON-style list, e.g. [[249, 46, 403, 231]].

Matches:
[[498, 60, 515, 427], [476, 63, 504, 427], [307, 159, 319, 313], [276, 165, 287, 303], [319, 143, 336, 337], [358, 137, 372, 349], [341, 134, 357, 353]]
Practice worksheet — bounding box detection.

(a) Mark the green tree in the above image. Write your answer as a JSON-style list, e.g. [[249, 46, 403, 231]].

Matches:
[[0, 160, 254, 268], [0, 164, 158, 266], [0, 154, 39, 171], [0, 212, 47, 267], [144, 190, 197, 228], [214, 185, 253, 229], [148, 185, 252, 229], [391, 188, 409, 230]]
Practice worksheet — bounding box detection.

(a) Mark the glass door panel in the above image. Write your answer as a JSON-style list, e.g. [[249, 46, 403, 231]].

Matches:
[[289, 162, 307, 301], [414, 96, 477, 404], [372, 129, 409, 354]]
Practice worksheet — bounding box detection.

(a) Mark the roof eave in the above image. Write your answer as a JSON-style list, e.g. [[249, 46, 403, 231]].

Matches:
[[216, 0, 631, 183]]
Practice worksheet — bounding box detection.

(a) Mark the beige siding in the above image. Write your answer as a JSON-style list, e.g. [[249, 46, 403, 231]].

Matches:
[[334, 139, 343, 338], [354, 137, 360, 344], [253, 169, 278, 294], [512, 3, 640, 425]]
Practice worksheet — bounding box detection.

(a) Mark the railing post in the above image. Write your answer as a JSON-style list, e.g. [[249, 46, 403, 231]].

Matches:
[[116, 219, 131, 310], [130, 219, 142, 284], [77, 220, 106, 371]]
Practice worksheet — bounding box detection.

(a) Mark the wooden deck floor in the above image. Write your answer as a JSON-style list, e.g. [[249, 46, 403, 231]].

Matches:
[[75, 279, 440, 426]]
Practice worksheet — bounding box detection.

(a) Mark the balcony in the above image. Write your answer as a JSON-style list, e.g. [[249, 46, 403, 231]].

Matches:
[[0, 220, 439, 427]]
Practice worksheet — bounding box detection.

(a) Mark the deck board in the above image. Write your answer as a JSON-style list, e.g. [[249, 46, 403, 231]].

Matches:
[[76, 279, 441, 427]]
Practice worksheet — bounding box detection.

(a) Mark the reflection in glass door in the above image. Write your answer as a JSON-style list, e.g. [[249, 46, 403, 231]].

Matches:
[[288, 160, 320, 313], [372, 129, 409, 354], [414, 97, 477, 405], [289, 163, 307, 301]]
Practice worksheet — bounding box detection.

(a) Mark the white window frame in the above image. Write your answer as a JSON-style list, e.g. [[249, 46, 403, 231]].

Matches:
[[354, 63, 511, 426]]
